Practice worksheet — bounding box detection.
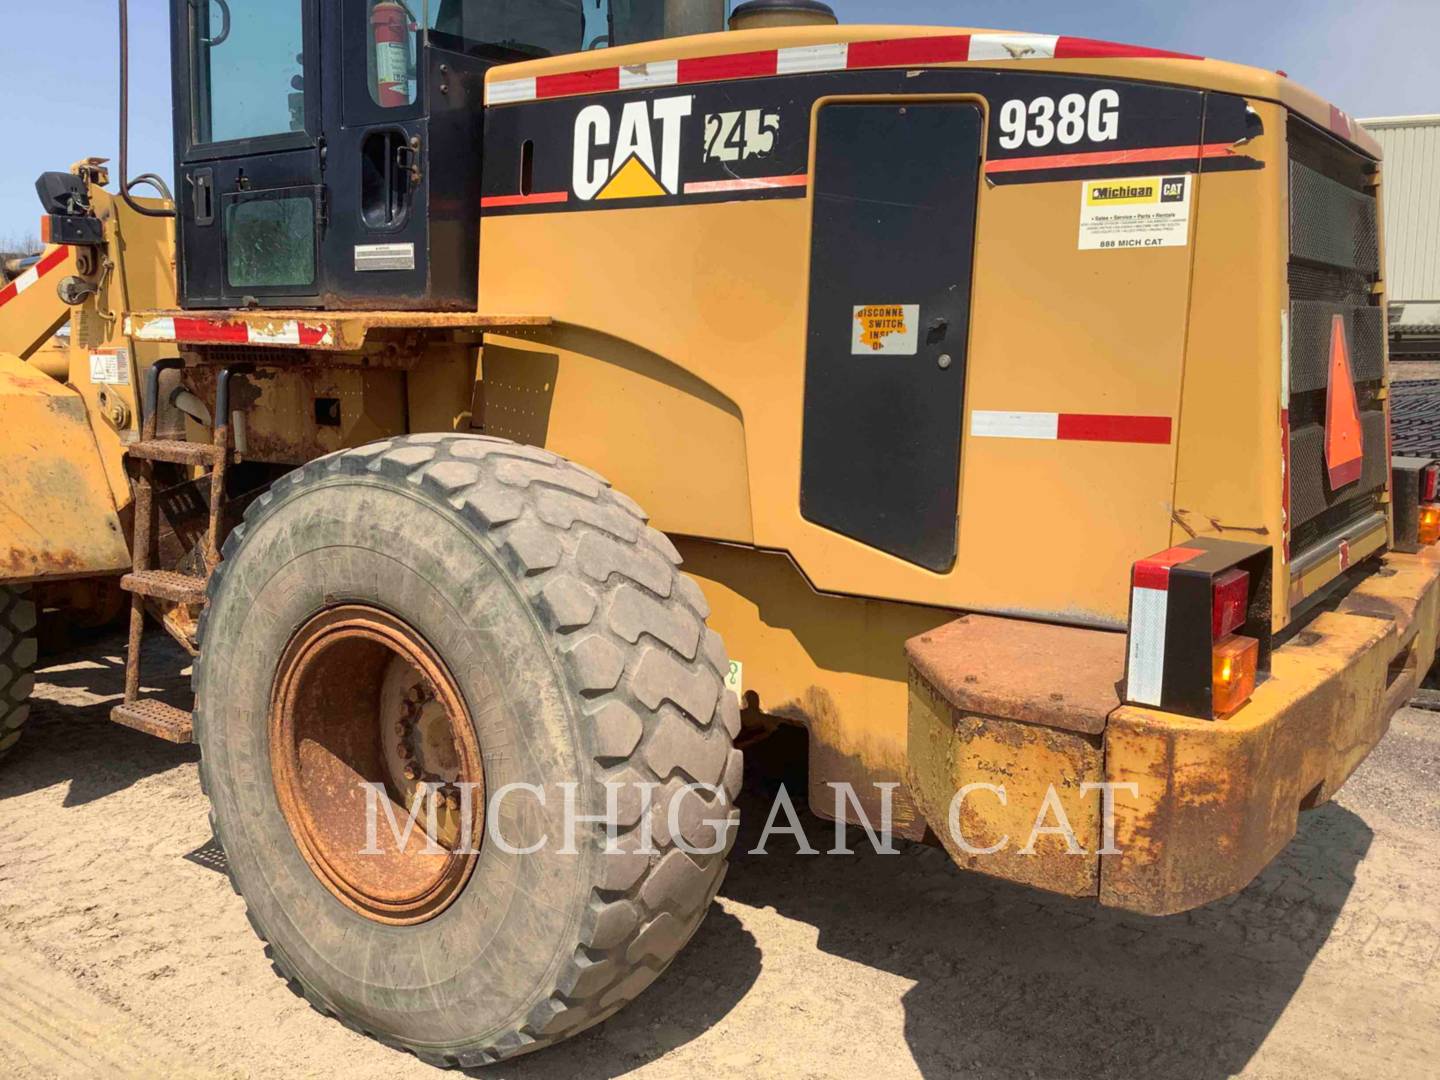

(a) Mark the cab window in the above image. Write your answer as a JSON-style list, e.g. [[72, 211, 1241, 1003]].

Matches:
[[192, 0, 307, 144]]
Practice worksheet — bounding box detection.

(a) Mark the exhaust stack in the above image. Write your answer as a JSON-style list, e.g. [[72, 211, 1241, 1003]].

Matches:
[[729, 1, 839, 31]]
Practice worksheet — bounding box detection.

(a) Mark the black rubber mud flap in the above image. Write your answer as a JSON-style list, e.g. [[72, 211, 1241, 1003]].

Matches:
[[800, 101, 982, 572]]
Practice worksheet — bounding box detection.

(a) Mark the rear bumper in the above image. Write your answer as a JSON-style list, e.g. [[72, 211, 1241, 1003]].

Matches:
[[1101, 549, 1440, 915]]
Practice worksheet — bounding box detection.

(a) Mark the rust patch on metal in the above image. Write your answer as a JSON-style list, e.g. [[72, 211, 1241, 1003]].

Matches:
[[5, 546, 84, 576], [906, 615, 1126, 736], [269, 605, 482, 925], [906, 669, 1103, 899], [1101, 552, 1440, 915]]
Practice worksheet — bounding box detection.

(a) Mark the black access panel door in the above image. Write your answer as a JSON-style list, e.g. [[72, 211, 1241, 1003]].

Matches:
[[800, 102, 982, 572]]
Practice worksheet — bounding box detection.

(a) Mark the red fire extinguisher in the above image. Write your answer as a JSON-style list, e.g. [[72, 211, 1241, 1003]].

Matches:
[[370, 0, 411, 108]]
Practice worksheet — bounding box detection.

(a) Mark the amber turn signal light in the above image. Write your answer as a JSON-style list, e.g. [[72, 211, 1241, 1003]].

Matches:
[[1212, 635, 1259, 718], [1420, 504, 1440, 546]]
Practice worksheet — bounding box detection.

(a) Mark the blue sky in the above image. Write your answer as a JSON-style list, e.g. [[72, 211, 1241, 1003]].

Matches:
[[1, 0, 1436, 242]]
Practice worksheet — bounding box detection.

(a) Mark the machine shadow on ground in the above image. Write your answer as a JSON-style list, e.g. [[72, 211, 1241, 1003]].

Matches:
[[506, 731, 1370, 1080], [3, 630, 1370, 1080], [719, 750, 1366, 1079], [0, 627, 197, 808]]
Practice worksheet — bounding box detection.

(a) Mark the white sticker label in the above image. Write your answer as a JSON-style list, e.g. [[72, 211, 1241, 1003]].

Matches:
[[354, 242, 416, 272], [89, 349, 130, 385], [1079, 175, 1191, 251], [725, 660, 743, 701], [852, 304, 921, 355]]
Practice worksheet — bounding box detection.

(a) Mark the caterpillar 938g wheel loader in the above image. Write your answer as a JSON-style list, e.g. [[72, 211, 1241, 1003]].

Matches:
[[2, 0, 1434, 1065]]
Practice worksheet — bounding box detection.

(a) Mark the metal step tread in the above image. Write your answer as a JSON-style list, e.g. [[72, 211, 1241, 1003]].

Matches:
[[111, 699, 193, 744], [125, 439, 224, 465], [121, 570, 208, 604]]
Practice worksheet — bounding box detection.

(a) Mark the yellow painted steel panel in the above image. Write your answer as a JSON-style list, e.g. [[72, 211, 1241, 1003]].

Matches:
[[0, 352, 131, 582]]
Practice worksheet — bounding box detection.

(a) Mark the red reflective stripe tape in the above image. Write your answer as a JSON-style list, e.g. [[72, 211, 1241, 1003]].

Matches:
[[987, 143, 1232, 174], [1133, 546, 1203, 590], [536, 67, 620, 99], [1057, 413, 1173, 444], [171, 317, 249, 344], [34, 246, 70, 277], [1329, 105, 1353, 140], [1054, 36, 1199, 60], [846, 34, 972, 69], [491, 34, 1203, 104], [296, 324, 330, 347], [1281, 407, 1292, 561], [678, 50, 778, 83], [0, 246, 71, 308], [481, 191, 571, 208]]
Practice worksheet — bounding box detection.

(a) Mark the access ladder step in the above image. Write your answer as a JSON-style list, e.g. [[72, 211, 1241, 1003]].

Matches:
[[110, 700, 193, 744], [125, 439, 224, 466], [121, 570, 208, 605]]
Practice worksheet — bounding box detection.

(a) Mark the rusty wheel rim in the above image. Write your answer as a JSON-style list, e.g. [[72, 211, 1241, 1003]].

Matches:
[[269, 605, 483, 925]]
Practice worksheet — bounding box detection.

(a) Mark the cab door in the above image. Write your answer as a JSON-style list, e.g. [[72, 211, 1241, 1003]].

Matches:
[[319, 0, 430, 304], [174, 0, 323, 307]]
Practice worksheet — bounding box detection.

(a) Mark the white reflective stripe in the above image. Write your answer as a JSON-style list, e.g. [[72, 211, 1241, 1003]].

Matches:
[[487, 77, 537, 104], [618, 60, 678, 89], [247, 322, 301, 346], [13, 267, 39, 295], [969, 410, 1060, 440], [1125, 586, 1168, 706], [131, 317, 176, 342], [777, 43, 850, 74], [968, 33, 1059, 61]]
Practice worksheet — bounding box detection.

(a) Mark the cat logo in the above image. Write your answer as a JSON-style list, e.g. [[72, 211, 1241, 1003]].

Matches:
[[572, 95, 693, 202]]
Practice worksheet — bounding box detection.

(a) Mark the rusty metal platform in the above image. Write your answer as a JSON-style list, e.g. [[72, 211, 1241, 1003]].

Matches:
[[124, 310, 554, 353]]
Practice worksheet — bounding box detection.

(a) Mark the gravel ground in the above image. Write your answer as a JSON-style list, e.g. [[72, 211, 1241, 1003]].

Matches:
[[1, 628, 1438, 1080]]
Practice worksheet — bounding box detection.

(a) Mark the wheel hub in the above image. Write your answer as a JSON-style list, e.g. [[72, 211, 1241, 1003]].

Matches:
[[269, 606, 483, 925]]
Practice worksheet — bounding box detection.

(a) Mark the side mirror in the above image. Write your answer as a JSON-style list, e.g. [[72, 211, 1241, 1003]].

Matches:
[[35, 171, 89, 216]]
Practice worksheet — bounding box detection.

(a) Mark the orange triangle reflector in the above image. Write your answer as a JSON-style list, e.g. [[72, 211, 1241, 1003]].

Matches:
[[1325, 313, 1364, 489]]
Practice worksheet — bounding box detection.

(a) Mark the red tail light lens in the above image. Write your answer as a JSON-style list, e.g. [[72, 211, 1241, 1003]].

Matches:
[[1212, 568, 1250, 640], [1425, 465, 1440, 502]]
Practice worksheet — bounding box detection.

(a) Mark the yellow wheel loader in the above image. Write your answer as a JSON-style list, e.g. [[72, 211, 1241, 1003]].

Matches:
[[1, 0, 1433, 1065]]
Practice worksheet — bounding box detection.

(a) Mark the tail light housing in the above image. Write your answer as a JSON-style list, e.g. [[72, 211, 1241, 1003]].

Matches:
[[1124, 539, 1271, 720], [1391, 457, 1440, 553]]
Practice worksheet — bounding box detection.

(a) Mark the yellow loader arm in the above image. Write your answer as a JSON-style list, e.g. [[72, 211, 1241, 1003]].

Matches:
[[0, 246, 78, 360]]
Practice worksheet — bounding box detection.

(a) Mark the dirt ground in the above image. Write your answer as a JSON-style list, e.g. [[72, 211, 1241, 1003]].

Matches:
[[1, 628, 1438, 1080]]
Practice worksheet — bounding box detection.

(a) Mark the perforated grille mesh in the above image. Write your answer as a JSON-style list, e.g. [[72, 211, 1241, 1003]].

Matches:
[[1286, 121, 1386, 548], [1289, 302, 1385, 395], [1290, 161, 1380, 275], [1289, 411, 1389, 530]]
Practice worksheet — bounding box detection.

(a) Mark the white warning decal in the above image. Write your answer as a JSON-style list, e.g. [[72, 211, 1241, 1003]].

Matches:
[[852, 304, 920, 355], [89, 349, 130, 385], [1079, 175, 1191, 250]]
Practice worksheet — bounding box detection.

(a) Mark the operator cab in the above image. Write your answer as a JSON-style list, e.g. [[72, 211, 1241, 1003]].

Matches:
[[171, 0, 726, 311]]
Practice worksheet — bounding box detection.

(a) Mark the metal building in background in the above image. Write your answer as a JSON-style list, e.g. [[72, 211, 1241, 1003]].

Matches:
[[1362, 114, 1440, 359]]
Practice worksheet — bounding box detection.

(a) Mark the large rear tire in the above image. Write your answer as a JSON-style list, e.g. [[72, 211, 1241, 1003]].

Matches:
[[193, 435, 742, 1066], [0, 587, 37, 761]]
